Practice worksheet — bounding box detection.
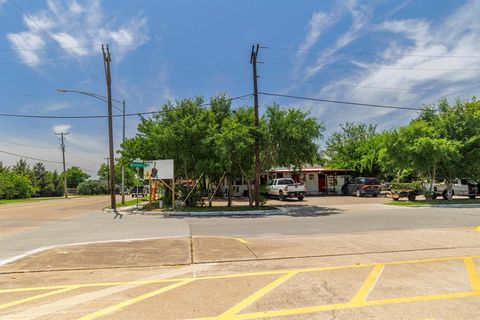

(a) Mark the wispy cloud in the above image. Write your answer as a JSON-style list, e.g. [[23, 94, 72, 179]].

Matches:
[[315, 0, 480, 130], [53, 124, 71, 133], [7, 0, 149, 66]]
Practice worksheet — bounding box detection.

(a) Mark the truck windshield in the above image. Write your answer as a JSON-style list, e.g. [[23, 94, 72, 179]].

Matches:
[[278, 179, 294, 185], [365, 178, 380, 185]]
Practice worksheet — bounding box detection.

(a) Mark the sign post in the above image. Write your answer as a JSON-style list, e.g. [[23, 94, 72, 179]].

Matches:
[[129, 160, 145, 210]]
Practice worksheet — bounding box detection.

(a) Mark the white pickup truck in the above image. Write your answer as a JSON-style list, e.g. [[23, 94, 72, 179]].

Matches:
[[425, 178, 478, 199], [267, 178, 306, 201]]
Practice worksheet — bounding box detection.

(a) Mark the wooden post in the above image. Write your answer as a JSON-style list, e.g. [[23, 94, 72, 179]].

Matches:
[[172, 178, 175, 209], [149, 177, 152, 207]]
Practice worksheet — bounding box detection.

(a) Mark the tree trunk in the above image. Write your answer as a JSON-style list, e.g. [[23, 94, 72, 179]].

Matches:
[[227, 178, 232, 207], [247, 179, 253, 207]]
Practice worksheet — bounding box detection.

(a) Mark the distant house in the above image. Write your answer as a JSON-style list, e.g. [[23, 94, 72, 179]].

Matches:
[[265, 166, 354, 195]]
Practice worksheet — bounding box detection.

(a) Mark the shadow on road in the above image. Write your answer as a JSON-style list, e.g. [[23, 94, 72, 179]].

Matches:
[[160, 205, 345, 219]]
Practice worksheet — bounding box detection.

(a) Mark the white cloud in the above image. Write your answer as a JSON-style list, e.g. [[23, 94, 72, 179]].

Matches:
[[7, 32, 45, 65], [43, 102, 73, 112], [313, 0, 480, 130], [53, 124, 71, 133], [7, 0, 149, 66]]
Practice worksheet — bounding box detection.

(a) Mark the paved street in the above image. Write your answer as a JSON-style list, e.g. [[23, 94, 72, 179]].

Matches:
[[1, 197, 480, 319]]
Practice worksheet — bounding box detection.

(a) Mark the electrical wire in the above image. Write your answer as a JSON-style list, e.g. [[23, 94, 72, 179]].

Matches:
[[0, 139, 58, 150], [0, 93, 252, 119], [258, 92, 422, 111], [266, 61, 480, 71], [66, 151, 103, 166], [267, 46, 480, 59], [0, 149, 62, 164]]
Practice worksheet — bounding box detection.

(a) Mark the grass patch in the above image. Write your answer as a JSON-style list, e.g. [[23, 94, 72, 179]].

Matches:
[[388, 199, 480, 206], [0, 197, 64, 205], [105, 196, 149, 209]]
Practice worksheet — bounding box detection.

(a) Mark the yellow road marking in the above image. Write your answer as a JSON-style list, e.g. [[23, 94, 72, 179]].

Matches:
[[193, 236, 250, 244], [0, 286, 78, 310], [234, 291, 480, 319], [350, 264, 384, 305], [475, 226, 480, 232], [3, 255, 480, 294], [464, 257, 480, 292], [218, 272, 298, 319], [77, 279, 194, 320]]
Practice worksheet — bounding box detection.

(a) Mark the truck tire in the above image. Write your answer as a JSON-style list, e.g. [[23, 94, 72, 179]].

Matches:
[[279, 191, 285, 201], [442, 190, 449, 200], [469, 195, 476, 199], [407, 192, 416, 201], [355, 189, 361, 197], [431, 194, 437, 200], [372, 193, 378, 197], [298, 196, 304, 201]]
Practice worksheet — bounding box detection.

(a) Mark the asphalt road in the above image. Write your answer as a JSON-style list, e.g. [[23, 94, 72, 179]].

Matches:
[[1, 197, 480, 265]]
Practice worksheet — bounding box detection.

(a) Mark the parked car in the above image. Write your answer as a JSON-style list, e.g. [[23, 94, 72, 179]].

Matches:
[[342, 177, 382, 197], [427, 178, 478, 199], [267, 178, 306, 201], [131, 185, 147, 197]]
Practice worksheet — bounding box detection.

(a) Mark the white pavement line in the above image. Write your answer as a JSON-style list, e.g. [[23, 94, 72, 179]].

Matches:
[[0, 236, 186, 267], [0, 264, 211, 320]]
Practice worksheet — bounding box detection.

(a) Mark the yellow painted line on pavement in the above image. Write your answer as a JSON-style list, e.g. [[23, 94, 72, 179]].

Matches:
[[193, 236, 250, 244], [350, 264, 384, 305], [474, 226, 480, 232], [77, 279, 194, 320], [464, 257, 480, 292], [0, 286, 78, 310], [235, 291, 480, 319], [4, 255, 480, 295], [218, 272, 298, 319]]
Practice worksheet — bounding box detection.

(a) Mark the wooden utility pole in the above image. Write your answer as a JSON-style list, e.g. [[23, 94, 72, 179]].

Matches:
[[55, 132, 69, 198], [102, 44, 117, 212], [250, 44, 261, 207], [121, 100, 126, 205]]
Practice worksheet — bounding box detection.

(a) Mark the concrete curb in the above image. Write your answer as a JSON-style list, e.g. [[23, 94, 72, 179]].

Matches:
[[156, 208, 281, 217]]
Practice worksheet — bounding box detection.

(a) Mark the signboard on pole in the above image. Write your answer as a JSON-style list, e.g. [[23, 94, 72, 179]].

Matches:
[[144, 160, 174, 179], [129, 162, 146, 168]]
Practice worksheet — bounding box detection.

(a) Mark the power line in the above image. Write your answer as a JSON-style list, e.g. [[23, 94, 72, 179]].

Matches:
[[267, 46, 480, 59], [0, 149, 62, 164], [0, 94, 253, 119], [266, 61, 480, 71], [65, 151, 103, 166], [258, 92, 422, 111], [0, 139, 58, 149], [261, 76, 479, 96]]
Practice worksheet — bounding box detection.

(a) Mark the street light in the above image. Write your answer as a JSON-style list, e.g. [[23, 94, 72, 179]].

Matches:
[[57, 89, 127, 205]]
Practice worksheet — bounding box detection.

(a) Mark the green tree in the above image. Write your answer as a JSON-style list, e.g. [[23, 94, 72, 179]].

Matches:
[[97, 162, 135, 189], [12, 159, 30, 176], [0, 171, 36, 199], [62, 166, 90, 188], [263, 104, 324, 170], [325, 122, 382, 177]]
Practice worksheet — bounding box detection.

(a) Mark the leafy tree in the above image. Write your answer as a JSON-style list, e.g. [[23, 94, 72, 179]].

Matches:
[[97, 162, 135, 188], [325, 122, 382, 177], [62, 166, 90, 188], [0, 171, 36, 199], [30, 162, 57, 197], [12, 159, 30, 176], [263, 104, 324, 170]]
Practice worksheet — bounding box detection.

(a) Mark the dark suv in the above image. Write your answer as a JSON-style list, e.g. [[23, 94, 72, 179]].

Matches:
[[342, 177, 382, 197]]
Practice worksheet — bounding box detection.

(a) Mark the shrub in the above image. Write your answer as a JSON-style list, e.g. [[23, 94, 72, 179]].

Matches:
[[76, 180, 109, 195], [0, 172, 36, 199]]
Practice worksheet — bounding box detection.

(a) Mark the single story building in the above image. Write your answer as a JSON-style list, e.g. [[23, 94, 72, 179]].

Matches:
[[265, 166, 354, 195], [225, 165, 354, 197]]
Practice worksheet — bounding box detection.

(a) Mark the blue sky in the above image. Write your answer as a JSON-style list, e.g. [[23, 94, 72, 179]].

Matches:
[[0, 0, 479, 176]]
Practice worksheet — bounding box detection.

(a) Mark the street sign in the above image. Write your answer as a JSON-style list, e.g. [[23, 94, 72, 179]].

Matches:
[[129, 162, 145, 168]]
